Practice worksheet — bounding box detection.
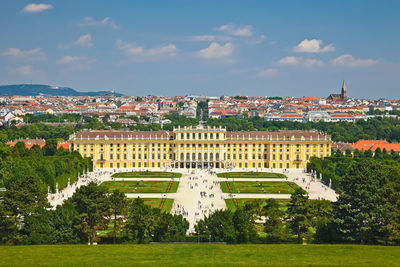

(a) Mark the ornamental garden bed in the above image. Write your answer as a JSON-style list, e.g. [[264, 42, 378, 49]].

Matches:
[[111, 171, 182, 178], [127, 198, 174, 213], [220, 181, 300, 194], [217, 172, 286, 179], [101, 181, 179, 193], [225, 198, 290, 212]]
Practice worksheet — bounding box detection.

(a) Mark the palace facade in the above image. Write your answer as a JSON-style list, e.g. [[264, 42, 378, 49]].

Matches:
[[69, 125, 331, 169]]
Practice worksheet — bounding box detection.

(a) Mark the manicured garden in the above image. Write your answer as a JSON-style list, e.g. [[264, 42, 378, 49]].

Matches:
[[0, 244, 398, 266], [225, 198, 290, 212], [217, 171, 287, 178], [111, 171, 182, 178], [220, 181, 301, 194], [126, 198, 174, 213], [101, 181, 179, 193]]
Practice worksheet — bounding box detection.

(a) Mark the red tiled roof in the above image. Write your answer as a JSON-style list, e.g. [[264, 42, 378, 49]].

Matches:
[[370, 144, 400, 152], [57, 141, 70, 150], [346, 140, 389, 151], [6, 139, 46, 149]]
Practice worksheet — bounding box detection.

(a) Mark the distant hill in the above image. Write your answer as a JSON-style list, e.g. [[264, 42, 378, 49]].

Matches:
[[0, 84, 123, 97]]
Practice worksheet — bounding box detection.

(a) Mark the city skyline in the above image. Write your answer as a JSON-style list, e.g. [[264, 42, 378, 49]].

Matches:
[[0, 1, 399, 98]]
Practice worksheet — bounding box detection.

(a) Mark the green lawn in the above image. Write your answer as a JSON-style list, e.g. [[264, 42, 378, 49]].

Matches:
[[0, 244, 398, 266], [220, 181, 300, 194], [101, 181, 179, 193], [126, 198, 174, 213], [217, 171, 287, 178], [225, 198, 290, 212], [112, 171, 182, 178]]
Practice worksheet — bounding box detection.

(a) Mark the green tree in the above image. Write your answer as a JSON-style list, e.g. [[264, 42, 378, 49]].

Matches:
[[333, 160, 393, 244], [71, 182, 110, 244], [108, 190, 127, 244], [125, 197, 155, 243], [263, 199, 285, 243], [287, 188, 310, 243], [3, 175, 49, 218], [233, 208, 258, 243]]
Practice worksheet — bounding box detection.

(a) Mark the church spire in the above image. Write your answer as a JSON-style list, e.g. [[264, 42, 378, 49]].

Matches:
[[341, 80, 347, 99]]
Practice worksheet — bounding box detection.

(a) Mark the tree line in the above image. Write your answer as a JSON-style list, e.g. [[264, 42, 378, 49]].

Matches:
[[308, 155, 400, 244], [1, 158, 399, 245], [0, 140, 92, 191], [0, 182, 188, 245], [207, 117, 400, 143], [3, 114, 400, 143]]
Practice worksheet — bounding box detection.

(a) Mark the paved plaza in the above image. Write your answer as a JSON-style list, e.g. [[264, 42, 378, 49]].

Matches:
[[48, 168, 338, 232]]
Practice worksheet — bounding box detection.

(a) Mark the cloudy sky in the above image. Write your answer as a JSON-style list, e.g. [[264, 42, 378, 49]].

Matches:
[[0, 1, 399, 98]]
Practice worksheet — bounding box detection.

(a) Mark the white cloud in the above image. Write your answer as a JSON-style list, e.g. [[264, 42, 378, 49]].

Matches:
[[21, 3, 53, 13], [116, 40, 177, 61], [294, 39, 335, 53], [217, 24, 253, 37], [189, 35, 217, 41], [187, 35, 233, 42], [248, 34, 266, 45], [57, 55, 96, 71], [3, 47, 44, 60], [14, 65, 33, 76], [277, 56, 323, 68], [57, 34, 93, 49], [79, 17, 119, 30], [197, 42, 234, 59], [58, 56, 83, 64], [73, 34, 93, 48], [303, 58, 324, 67], [277, 56, 300, 65], [257, 68, 278, 78], [331, 54, 378, 67]]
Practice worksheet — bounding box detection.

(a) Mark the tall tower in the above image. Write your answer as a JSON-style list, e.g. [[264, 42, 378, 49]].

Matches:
[[341, 80, 347, 100]]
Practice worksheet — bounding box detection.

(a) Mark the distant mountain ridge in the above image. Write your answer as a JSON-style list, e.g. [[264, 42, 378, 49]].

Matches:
[[0, 84, 123, 97]]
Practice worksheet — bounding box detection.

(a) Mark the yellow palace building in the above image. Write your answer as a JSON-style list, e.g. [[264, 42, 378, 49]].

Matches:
[[69, 125, 331, 169]]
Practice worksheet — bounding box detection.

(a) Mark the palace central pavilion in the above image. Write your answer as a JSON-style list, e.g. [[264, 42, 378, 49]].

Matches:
[[69, 125, 331, 169]]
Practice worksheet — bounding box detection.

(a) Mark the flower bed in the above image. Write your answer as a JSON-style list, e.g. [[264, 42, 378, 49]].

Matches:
[[101, 181, 179, 193], [111, 171, 182, 178], [220, 181, 300, 194], [217, 172, 287, 179]]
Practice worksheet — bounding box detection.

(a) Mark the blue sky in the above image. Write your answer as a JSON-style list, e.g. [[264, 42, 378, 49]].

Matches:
[[0, 0, 399, 98]]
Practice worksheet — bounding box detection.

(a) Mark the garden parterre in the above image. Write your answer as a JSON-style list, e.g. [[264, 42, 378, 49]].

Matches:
[[220, 181, 300, 194], [101, 181, 179, 193], [217, 172, 287, 179]]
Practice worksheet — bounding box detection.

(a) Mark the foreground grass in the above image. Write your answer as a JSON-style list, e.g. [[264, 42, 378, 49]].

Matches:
[[220, 181, 300, 194], [101, 181, 179, 193], [0, 244, 398, 266]]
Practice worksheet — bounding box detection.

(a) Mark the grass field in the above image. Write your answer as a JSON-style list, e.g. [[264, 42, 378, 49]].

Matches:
[[0, 244, 398, 266], [139, 198, 174, 213], [220, 181, 300, 194], [217, 171, 287, 178], [101, 181, 179, 193], [225, 198, 290, 212], [112, 171, 182, 178]]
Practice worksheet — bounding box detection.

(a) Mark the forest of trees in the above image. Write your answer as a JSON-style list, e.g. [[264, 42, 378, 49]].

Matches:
[[207, 117, 400, 143], [307, 148, 400, 191], [0, 140, 92, 191], [0, 183, 188, 245], [0, 157, 399, 245], [6, 112, 400, 144]]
